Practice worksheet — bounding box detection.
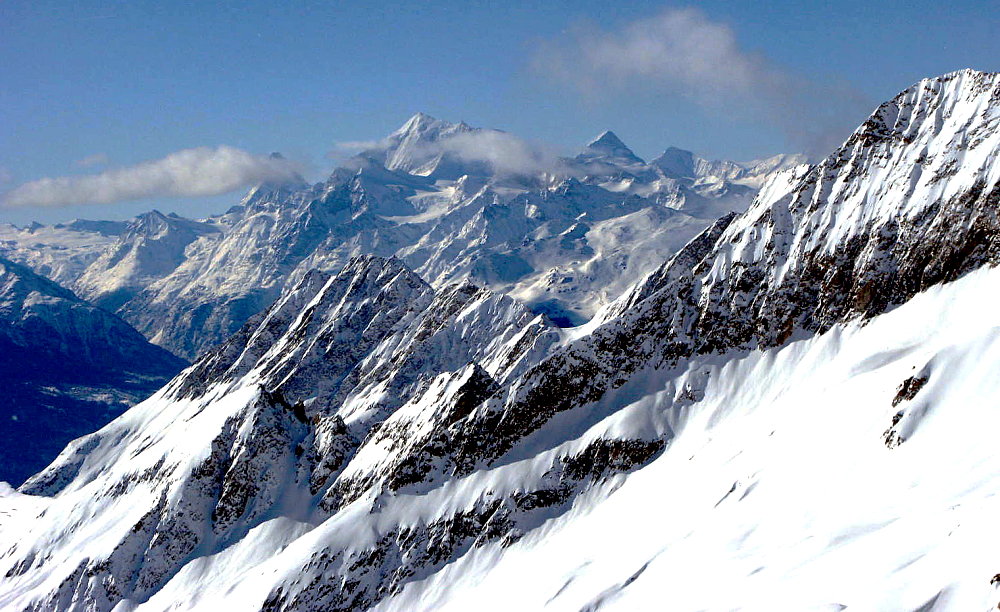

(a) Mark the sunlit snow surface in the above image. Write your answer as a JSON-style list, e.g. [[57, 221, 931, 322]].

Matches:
[[4, 253, 999, 611], [378, 266, 1000, 612], [3, 70, 1000, 611], [0, 223, 120, 286]]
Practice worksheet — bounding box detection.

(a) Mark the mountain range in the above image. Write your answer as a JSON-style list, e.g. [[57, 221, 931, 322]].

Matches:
[[2, 68, 1000, 611], [0, 111, 799, 486], [3, 117, 804, 359]]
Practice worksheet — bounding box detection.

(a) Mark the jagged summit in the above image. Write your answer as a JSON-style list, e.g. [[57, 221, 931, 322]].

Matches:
[[4, 69, 1000, 611], [392, 112, 451, 136], [395, 111, 436, 131], [370, 112, 477, 175], [4, 107, 806, 362], [59, 112, 802, 358], [934, 67, 997, 80], [387, 112, 473, 143]]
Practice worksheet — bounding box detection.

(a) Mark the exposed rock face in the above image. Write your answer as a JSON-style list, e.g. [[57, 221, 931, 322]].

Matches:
[[2, 70, 1000, 612]]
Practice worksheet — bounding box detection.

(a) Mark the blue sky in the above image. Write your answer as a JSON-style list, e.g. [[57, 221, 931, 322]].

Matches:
[[2, 0, 998, 225]]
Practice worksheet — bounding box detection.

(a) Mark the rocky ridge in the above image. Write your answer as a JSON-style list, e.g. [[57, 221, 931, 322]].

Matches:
[[2, 69, 998, 612], [20, 117, 802, 360]]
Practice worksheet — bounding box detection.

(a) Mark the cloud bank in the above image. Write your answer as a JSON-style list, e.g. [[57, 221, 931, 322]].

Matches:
[[436, 130, 566, 176], [531, 7, 872, 159], [338, 129, 569, 177], [2, 146, 302, 209]]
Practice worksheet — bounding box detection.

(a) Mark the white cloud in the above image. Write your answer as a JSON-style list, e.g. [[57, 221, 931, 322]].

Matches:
[[2, 146, 302, 209], [534, 8, 780, 101], [531, 7, 871, 159], [336, 128, 570, 177], [74, 153, 110, 168], [436, 130, 566, 176]]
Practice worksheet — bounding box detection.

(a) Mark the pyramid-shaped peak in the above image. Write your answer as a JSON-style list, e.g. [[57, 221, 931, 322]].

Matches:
[[651, 147, 697, 178], [587, 130, 628, 150], [138, 209, 168, 221], [130, 209, 176, 233], [580, 130, 644, 164], [655, 146, 697, 163]]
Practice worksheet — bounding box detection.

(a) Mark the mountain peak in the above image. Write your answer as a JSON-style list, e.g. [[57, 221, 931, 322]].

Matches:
[[381, 113, 476, 174], [392, 112, 448, 138], [651, 147, 697, 178], [408, 111, 436, 123], [936, 67, 997, 81], [579, 130, 644, 165], [587, 130, 628, 150], [385, 112, 477, 145]]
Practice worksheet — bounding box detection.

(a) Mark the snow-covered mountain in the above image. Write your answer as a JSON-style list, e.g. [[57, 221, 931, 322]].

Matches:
[[0, 219, 126, 286], [62, 116, 797, 359], [73, 210, 224, 311], [3, 68, 1000, 611], [0, 256, 186, 486], [368, 111, 480, 178], [1, 118, 800, 361]]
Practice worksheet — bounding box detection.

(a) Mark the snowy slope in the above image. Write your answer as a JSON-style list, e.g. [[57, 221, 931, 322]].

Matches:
[[73, 210, 224, 311], [391, 264, 1000, 612], [3, 69, 997, 612], [0, 220, 125, 285]]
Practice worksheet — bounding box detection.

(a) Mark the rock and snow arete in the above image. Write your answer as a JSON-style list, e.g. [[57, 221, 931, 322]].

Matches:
[[2, 69, 1000, 611]]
